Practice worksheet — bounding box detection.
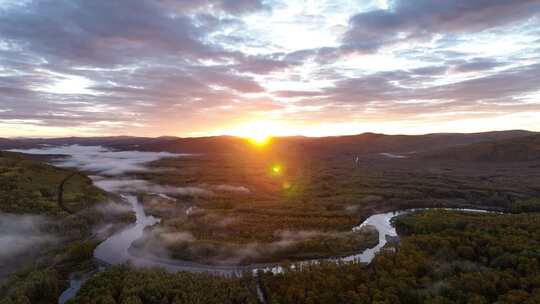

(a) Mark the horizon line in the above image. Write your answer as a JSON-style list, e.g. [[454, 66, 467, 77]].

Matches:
[[2, 129, 537, 140]]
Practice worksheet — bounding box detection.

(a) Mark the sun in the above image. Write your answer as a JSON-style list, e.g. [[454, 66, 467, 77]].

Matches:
[[228, 121, 277, 147], [247, 134, 271, 146]]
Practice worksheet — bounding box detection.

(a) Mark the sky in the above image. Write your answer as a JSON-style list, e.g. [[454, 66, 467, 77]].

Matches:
[[0, 0, 540, 138]]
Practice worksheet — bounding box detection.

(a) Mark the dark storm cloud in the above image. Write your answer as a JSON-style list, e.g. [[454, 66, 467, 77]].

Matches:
[[344, 0, 540, 52]]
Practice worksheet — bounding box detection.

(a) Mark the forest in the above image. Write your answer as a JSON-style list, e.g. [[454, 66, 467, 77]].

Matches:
[[259, 207, 540, 303], [132, 147, 540, 264], [0, 152, 134, 304], [64, 265, 259, 304], [2, 144, 540, 303], [12, 206, 539, 304], [0, 151, 108, 215]]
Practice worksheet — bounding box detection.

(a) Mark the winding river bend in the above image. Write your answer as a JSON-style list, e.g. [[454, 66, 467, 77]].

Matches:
[[59, 195, 498, 303], [94, 196, 160, 265]]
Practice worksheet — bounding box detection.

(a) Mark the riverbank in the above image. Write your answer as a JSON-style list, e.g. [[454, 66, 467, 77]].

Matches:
[[62, 207, 540, 304]]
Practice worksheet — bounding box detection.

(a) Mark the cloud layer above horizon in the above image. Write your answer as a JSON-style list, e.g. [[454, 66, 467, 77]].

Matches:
[[1, 0, 539, 137]]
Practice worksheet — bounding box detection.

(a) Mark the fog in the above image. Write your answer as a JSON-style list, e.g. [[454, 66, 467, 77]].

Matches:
[[4, 144, 264, 268], [91, 177, 213, 196], [0, 213, 56, 276], [214, 185, 250, 193], [94, 201, 133, 216], [10, 145, 225, 197], [9, 145, 184, 175], [138, 225, 364, 265]]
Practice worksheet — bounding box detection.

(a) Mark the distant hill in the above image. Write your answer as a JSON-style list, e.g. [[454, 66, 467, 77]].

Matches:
[[0, 130, 537, 157], [282, 130, 537, 156], [0, 136, 155, 149], [114, 130, 538, 156], [420, 134, 540, 162], [0, 135, 249, 153], [127, 135, 253, 154]]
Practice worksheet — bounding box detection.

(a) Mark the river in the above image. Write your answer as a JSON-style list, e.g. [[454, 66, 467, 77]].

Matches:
[[58, 195, 498, 303]]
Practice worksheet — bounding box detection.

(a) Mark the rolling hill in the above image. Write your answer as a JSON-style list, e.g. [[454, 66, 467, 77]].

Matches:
[[420, 134, 540, 162], [0, 130, 537, 159]]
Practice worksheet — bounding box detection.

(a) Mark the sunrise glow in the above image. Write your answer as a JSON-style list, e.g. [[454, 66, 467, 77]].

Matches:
[[247, 135, 271, 147], [0, 0, 538, 137], [227, 121, 279, 146]]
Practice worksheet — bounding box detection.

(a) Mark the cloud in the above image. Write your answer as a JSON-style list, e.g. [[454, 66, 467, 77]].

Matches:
[[344, 0, 540, 52], [450, 57, 507, 73], [0, 0, 539, 136], [158, 0, 269, 15], [425, 63, 540, 104], [0, 0, 237, 66], [0, 0, 284, 136], [270, 60, 540, 131], [296, 62, 540, 107]]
